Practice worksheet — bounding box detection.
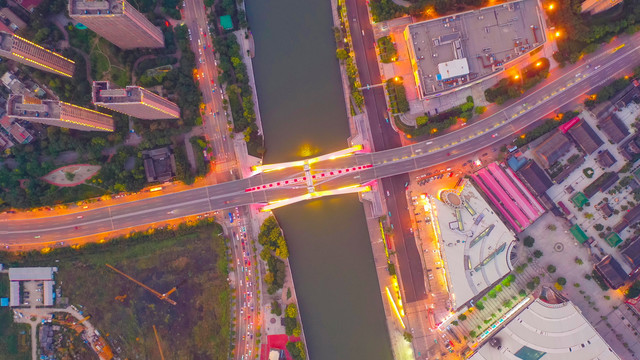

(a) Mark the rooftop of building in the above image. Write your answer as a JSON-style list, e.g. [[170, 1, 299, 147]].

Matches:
[[69, 0, 126, 16], [597, 149, 618, 168], [595, 255, 629, 289], [599, 113, 630, 144], [566, 119, 603, 154], [142, 146, 176, 183], [532, 131, 573, 168], [0, 30, 13, 52], [405, 0, 543, 96], [93, 81, 146, 104], [516, 160, 553, 196], [431, 179, 516, 309], [7, 95, 60, 119], [622, 236, 640, 270], [472, 163, 544, 233], [8, 267, 57, 281], [470, 289, 620, 360]]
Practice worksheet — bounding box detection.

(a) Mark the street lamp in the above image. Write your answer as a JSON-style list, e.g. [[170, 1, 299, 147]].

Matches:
[[547, 3, 555, 10], [555, 30, 561, 38]]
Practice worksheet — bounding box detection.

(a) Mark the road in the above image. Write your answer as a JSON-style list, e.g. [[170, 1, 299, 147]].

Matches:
[[2, 38, 640, 243], [183, 0, 237, 182], [181, 1, 257, 358]]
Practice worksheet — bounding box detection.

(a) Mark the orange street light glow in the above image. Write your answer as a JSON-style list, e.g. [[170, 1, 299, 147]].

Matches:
[[547, 3, 554, 10], [514, 74, 520, 79], [536, 61, 542, 67], [555, 31, 561, 38]]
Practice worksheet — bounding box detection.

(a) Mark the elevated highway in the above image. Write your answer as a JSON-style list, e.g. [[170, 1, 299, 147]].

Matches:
[[2, 35, 640, 245]]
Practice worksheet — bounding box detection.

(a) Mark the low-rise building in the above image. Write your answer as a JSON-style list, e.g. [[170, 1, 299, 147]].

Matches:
[[532, 132, 573, 168], [142, 146, 177, 183], [594, 255, 628, 289], [469, 287, 620, 360], [0, 115, 32, 144], [566, 119, 603, 155], [596, 150, 617, 168], [599, 113, 629, 144], [621, 237, 640, 274], [1, 71, 28, 95], [8, 266, 57, 307], [516, 160, 553, 196]]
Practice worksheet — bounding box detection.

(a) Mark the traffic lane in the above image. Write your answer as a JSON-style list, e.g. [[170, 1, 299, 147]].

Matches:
[[382, 175, 426, 303], [4, 207, 113, 232]]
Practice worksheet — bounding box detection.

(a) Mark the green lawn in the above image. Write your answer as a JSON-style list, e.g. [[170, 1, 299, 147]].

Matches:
[[0, 220, 231, 359]]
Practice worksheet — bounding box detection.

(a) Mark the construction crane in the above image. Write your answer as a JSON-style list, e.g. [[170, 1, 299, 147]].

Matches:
[[153, 325, 166, 360], [105, 264, 177, 306]]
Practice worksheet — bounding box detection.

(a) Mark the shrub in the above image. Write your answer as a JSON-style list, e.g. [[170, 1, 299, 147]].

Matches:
[[547, 265, 557, 273], [519, 289, 527, 297], [557, 277, 567, 286], [523, 236, 535, 247], [533, 250, 543, 258]]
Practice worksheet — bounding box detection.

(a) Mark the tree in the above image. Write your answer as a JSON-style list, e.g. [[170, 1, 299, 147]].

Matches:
[[271, 300, 282, 316], [474, 106, 486, 114], [286, 303, 298, 318], [403, 331, 413, 342], [519, 289, 527, 297], [264, 272, 274, 284], [547, 265, 557, 273], [286, 341, 306, 360], [458, 314, 467, 321], [533, 250, 543, 258], [65, 172, 75, 181], [527, 281, 535, 290], [336, 48, 349, 61], [575, 257, 584, 265], [557, 277, 567, 286], [523, 236, 535, 248], [594, 224, 604, 231], [475, 301, 485, 310]]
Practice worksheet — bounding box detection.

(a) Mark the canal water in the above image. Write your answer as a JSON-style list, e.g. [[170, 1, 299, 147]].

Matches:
[[245, 0, 394, 358]]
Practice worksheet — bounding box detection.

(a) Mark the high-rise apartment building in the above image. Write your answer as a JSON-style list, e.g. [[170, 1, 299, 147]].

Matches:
[[0, 32, 75, 77], [92, 81, 180, 119], [68, 0, 164, 49], [7, 95, 114, 132]]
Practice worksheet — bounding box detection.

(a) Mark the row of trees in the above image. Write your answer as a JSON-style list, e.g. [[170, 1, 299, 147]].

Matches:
[[584, 77, 633, 109], [551, 0, 640, 65], [258, 216, 289, 294], [212, 33, 263, 156], [370, 0, 491, 23], [334, 8, 365, 111], [485, 58, 550, 104], [511, 110, 579, 148], [386, 78, 409, 113]]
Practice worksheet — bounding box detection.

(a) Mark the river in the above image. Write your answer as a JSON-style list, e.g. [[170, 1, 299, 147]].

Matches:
[[245, 0, 394, 358]]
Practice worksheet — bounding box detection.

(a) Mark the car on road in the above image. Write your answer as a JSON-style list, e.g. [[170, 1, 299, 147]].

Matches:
[[491, 133, 497, 138], [34, 235, 40, 239], [77, 215, 83, 219]]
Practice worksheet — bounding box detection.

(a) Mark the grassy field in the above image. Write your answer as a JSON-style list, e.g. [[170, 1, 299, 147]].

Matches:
[[0, 274, 30, 359], [0, 219, 231, 359]]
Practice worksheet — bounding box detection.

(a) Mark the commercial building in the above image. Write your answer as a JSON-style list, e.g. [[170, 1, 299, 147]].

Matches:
[[92, 81, 179, 119], [597, 150, 617, 168], [8, 267, 57, 307], [68, 0, 164, 49], [142, 147, 176, 182], [7, 95, 114, 132], [472, 162, 544, 232], [428, 179, 517, 309], [622, 237, 640, 274], [469, 287, 620, 360], [404, 0, 545, 98], [0, 32, 75, 77]]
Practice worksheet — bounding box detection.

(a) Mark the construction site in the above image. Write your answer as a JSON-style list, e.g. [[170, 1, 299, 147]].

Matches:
[[404, 0, 546, 98], [0, 219, 231, 359]]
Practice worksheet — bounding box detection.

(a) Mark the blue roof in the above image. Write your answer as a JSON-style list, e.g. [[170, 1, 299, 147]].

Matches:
[[507, 156, 527, 171], [0, 297, 9, 306]]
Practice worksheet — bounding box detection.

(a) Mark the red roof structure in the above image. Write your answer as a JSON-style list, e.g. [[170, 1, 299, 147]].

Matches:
[[559, 116, 580, 133]]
